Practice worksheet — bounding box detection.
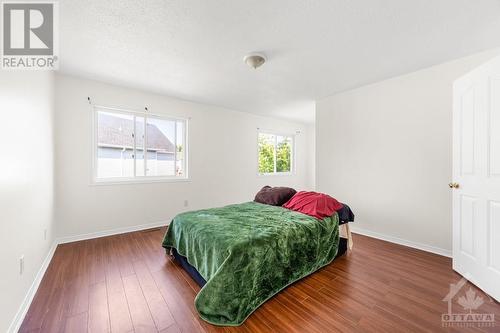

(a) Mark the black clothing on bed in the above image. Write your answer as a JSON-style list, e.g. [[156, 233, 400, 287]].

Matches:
[[338, 203, 355, 224]]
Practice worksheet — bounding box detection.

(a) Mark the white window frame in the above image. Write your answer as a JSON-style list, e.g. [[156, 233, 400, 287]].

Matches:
[[257, 130, 295, 176], [91, 105, 189, 185]]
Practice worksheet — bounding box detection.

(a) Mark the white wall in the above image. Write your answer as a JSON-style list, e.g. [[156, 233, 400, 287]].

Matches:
[[316, 49, 500, 255], [306, 123, 316, 189], [0, 71, 55, 332], [55, 74, 314, 238]]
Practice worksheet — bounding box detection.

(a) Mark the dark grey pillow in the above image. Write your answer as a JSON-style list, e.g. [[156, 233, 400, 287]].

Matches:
[[254, 186, 297, 206]]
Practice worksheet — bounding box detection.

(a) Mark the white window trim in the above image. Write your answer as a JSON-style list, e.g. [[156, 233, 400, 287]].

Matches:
[[257, 130, 295, 176], [90, 105, 189, 185]]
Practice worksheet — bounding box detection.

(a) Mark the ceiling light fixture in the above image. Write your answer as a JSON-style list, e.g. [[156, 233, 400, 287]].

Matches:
[[244, 53, 266, 69]]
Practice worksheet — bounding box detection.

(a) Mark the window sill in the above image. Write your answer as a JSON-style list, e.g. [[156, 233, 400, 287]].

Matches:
[[90, 177, 190, 186], [257, 172, 294, 177]]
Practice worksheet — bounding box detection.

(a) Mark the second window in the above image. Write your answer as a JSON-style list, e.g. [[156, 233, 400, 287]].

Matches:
[[258, 132, 294, 175]]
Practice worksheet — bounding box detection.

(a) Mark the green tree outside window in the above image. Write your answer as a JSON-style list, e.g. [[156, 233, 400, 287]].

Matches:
[[258, 133, 292, 174]]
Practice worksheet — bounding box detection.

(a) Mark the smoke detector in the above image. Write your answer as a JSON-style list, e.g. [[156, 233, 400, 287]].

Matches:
[[244, 53, 266, 69]]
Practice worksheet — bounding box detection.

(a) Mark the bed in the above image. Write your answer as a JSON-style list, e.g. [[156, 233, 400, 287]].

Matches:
[[162, 201, 352, 326]]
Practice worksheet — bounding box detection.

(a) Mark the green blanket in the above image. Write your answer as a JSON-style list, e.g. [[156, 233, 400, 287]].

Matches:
[[162, 202, 339, 326]]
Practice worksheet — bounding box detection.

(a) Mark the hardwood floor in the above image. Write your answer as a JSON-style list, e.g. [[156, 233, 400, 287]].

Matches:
[[20, 227, 499, 333]]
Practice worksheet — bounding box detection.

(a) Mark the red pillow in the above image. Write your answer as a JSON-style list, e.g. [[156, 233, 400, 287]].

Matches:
[[283, 191, 343, 219]]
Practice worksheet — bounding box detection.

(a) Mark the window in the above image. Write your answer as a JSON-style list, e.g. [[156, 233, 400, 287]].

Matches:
[[93, 107, 187, 182], [258, 132, 293, 175]]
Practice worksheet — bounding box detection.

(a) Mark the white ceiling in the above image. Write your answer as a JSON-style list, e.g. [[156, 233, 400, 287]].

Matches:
[[59, 0, 500, 123]]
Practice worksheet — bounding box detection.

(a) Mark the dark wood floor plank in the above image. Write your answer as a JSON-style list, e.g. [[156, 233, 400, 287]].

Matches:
[[64, 241, 90, 317], [273, 291, 345, 333], [105, 246, 134, 333], [133, 259, 176, 330], [64, 312, 88, 333], [251, 298, 322, 333], [356, 304, 427, 332], [113, 234, 136, 278], [88, 281, 110, 333], [88, 238, 106, 286], [134, 230, 167, 273], [152, 261, 217, 333], [20, 227, 500, 333], [39, 287, 67, 333], [122, 274, 157, 332], [159, 323, 181, 333]]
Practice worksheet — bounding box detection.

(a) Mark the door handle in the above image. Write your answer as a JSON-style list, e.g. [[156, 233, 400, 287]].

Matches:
[[448, 182, 460, 189]]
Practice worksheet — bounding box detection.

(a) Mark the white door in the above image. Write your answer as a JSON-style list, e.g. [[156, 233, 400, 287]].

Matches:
[[453, 56, 500, 302]]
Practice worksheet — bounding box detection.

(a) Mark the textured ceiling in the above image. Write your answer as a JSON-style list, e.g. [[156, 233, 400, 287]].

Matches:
[[59, 0, 500, 123]]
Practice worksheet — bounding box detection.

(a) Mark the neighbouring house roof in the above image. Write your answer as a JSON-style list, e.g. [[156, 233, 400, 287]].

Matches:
[[98, 113, 175, 152]]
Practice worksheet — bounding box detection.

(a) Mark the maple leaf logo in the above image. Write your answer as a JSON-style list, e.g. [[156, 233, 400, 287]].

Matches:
[[457, 288, 484, 313]]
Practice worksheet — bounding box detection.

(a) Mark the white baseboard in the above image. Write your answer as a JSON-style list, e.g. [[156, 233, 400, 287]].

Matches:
[[8, 241, 58, 333], [8, 220, 170, 332], [350, 225, 452, 258], [57, 220, 170, 244]]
